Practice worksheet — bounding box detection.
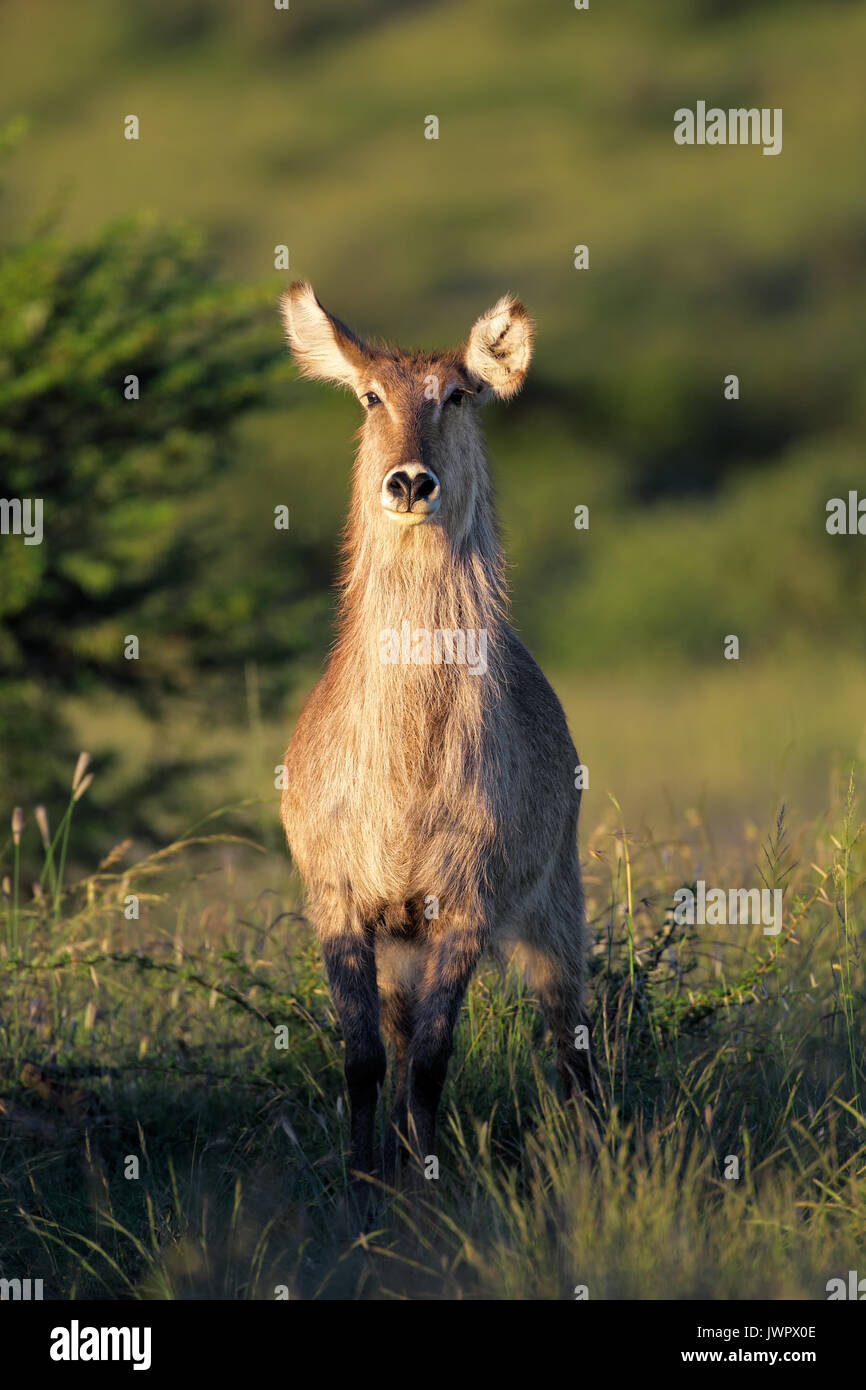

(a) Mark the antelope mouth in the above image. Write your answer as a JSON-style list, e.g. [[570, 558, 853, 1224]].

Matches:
[[381, 500, 440, 526]]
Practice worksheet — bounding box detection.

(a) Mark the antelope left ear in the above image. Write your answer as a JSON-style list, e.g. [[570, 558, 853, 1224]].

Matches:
[[463, 295, 534, 400]]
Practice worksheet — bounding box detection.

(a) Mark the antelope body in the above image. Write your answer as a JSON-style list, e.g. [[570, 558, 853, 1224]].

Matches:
[[280, 284, 592, 1187]]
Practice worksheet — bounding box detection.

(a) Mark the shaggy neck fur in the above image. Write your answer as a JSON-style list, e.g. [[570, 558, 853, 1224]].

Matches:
[[332, 447, 510, 803]]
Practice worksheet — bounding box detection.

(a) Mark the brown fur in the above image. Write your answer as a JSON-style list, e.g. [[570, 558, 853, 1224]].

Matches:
[[279, 284, 594, 1193]]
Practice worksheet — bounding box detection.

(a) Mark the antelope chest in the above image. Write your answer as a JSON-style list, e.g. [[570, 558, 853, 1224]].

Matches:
[[283, 712, 497, 912]]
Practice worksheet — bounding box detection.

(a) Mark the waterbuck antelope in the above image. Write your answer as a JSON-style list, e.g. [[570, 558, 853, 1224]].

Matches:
[[279, 284, 594, 1191]]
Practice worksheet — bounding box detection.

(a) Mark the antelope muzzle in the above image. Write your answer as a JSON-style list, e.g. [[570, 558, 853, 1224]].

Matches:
[[380, 463, 441, 525]]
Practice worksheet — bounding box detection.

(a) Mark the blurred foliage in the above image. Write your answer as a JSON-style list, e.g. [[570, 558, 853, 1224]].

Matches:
[[0, 174, 329, 816]]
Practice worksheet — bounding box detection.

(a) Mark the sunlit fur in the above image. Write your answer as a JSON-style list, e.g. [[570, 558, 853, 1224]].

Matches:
[[279, 284, 593, 1185]]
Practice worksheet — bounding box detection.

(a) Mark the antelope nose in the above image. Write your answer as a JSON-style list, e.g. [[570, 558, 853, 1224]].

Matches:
[[387, 469, 437, 507], [381, 463, 441, 519]]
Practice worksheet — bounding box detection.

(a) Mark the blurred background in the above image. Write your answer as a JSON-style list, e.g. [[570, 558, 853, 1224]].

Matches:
[[1, 0, 865, 863]]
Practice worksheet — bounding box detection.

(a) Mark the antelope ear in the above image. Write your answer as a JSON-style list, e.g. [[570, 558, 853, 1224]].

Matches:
[[280, 282, 369, 388], [464, 295, 534, 400]]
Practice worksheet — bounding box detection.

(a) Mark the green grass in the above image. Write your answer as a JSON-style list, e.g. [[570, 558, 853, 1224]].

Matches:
[[1, 762, 863, 1299]]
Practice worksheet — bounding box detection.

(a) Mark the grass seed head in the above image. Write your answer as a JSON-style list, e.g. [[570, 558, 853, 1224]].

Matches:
[[73, 772, 94, 803], [35, 804, 51, 848], [72, 752, 92, 794]]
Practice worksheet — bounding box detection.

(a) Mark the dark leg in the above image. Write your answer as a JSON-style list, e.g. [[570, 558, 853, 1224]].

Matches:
[[407, 924, 484, 1169], [556, 1001, 600, 1109], [380, 983, 414, 1179], [517, 889, 601, 1113], [320, 920, 386, 1196]]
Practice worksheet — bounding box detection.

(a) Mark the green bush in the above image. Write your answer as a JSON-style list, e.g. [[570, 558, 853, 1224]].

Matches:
[[0, 194, 323, 821]]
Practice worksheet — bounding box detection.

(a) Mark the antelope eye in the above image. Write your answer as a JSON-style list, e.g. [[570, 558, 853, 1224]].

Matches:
[[447, 390, 466, 407], [361, 392, 382, 407]]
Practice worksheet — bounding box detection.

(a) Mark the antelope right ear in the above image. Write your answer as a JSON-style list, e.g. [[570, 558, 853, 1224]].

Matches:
[[464, 294, 534, 400], [280, 282, 369, 389]]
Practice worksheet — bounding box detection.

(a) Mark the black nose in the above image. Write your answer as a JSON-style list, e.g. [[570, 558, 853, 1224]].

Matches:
[[386, 469, 439, 509]]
